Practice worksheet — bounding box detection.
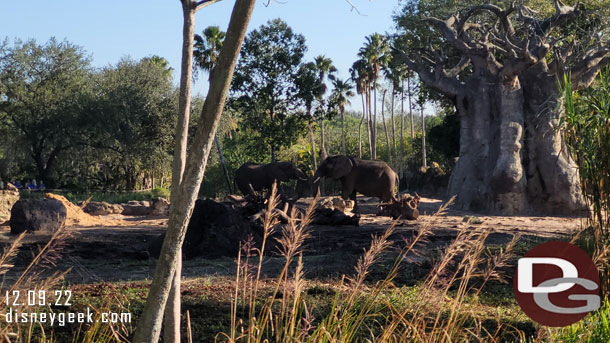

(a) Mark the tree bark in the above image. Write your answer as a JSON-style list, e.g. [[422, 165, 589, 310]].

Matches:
[[320, 119, 327, 160], [162, 2, 197, 341], [420, 104, 426, 168], [359, 92, 366, 158], [372, 82, 378, 160], [131, 1, 256, 342], [408, 77, 414, 140], [380, 89, 391, 164]]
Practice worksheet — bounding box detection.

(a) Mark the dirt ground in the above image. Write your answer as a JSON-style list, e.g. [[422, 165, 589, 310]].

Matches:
[[0, 196, 585, 285]]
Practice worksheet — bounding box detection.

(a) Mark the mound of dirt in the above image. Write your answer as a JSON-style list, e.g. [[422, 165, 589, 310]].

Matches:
[[44, 193, 122, 226]]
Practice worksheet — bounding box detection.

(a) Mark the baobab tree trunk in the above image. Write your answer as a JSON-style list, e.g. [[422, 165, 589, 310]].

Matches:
[[132, 1, 256, 342]]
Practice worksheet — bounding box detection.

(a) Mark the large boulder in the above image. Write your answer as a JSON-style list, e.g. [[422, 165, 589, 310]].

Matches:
[[151, 197, 169, 216], [121, 201, 151, 216], [149, 199, 262, 259], [10, 199, 67, 234], [83, 201, 124, 216], [0, 189, 20, 222]]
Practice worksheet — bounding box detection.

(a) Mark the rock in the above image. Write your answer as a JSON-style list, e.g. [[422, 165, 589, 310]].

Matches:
[[9, 199, 67, 234], [151, 197, 169, 216], [127, 200, 150, 207], [83, 201, 124, 216], [0, 189, 20, 223], [121, 203, 151, 216], [148, 199, 262, 259]]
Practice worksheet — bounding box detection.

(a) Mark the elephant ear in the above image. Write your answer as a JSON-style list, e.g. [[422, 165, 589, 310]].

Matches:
[[330, 156, 353, 179]]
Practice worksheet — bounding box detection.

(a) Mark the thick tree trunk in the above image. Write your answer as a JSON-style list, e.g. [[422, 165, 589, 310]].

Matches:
[[131, 1, 256, 342], [358, 92, 366, 158], [520, 63, 587, 214], [447, 72, 587, 215]]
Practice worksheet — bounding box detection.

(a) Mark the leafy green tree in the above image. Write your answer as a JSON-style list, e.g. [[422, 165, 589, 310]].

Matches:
[[230, 18, 308, 162], [0, 38, 92, 187], [85, 57, 176, 190]]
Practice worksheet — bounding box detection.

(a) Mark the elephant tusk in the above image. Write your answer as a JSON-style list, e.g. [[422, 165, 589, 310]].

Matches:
[[313, 176, 321, 184]]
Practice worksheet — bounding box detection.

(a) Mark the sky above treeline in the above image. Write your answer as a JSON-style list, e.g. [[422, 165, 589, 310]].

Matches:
[[1, 0, 404, 111]]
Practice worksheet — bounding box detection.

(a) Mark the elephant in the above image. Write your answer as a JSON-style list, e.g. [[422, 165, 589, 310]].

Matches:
[[313, 155, 399, 211], [234, 161, 308, 197]]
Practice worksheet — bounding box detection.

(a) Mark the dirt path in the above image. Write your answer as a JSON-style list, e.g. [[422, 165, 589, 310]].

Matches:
[[0, 196, 584, 284]]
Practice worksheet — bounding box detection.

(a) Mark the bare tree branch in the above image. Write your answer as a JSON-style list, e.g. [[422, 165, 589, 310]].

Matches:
[[392, 47, 465, 97]]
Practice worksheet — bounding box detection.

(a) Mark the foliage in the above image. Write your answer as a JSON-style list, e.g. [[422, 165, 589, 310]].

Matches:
[[0, 38, 92, 187], [230, 19, 308, 161], [562, 69, 610, 294], [0, 37, 177, 191]]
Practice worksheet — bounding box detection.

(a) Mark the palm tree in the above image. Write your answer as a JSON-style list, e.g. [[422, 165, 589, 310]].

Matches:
[[358, 33, 391, 160], [313, 55, 337, 161], [193, 26, 225, 80], [330, 78, 355, 155], [350, 59, 371, 158], [143, 55, 174, 80], [193, 25, 232, 193], [295, 62, 323, 169]]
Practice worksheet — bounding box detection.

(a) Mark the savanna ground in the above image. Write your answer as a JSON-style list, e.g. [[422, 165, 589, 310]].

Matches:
[[0, 195, 588, 341]]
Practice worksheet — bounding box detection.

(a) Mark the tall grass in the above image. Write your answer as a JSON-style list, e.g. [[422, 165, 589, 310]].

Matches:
[[0, 227, 130, 342], [219, 185, 523, 343], [562, 71, 610, 294]]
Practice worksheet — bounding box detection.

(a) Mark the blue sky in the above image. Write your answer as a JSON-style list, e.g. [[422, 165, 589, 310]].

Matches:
[[1, 0, 403, 110]]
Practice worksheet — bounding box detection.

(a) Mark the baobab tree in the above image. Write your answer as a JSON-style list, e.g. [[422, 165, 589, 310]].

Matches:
[[394, 0, 610, 214]]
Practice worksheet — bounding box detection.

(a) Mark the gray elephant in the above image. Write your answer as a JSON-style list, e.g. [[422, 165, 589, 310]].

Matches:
[[313, 155, 398, 211], [235, 162, 308, 196]]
